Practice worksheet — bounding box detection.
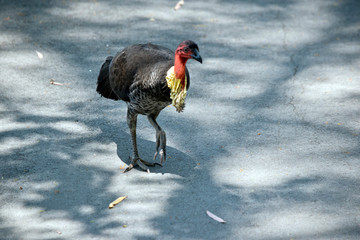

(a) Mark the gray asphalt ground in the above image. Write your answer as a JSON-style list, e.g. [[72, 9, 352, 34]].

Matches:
[[1, 0, 359, 239]]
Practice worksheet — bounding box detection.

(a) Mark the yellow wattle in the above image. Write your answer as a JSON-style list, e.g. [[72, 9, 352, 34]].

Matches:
[[165, 66, 187, 112]]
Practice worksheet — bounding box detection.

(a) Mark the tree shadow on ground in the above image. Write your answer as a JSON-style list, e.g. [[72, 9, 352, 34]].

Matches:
[[0, 0, 359, 239]]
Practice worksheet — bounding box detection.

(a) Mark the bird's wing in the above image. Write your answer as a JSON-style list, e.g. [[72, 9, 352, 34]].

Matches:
[[109, 43, 174, 101]]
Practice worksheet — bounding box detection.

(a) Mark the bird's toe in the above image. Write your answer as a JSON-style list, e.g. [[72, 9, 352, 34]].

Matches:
[[124, 163, 135, 173], [159, 149, 166, 164], [154, 130, 166, 164], [124, 157, 161, 173]]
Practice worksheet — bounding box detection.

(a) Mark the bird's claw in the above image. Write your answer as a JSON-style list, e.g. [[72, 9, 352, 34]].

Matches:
[[154, 148, 166, 164], [153, 130, 166, 164], [153, 150, 166, 164], [159, 149, 166, 164], [124, 162, 135, 173], [124, 157, 161, 173]]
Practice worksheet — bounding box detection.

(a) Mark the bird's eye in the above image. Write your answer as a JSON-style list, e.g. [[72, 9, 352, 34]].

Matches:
[[183, 47, 189, 52]]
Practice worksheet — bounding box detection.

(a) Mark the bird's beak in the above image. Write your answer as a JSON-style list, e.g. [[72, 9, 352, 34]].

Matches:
[[191, 49, 202, 64]]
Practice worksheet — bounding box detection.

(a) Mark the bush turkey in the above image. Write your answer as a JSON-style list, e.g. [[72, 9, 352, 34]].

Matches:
[[97, 40, 202, 172]]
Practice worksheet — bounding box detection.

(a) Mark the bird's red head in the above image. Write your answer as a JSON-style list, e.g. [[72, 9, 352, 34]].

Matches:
[[175, 40, 202, 64], [174, 40, 202, 80]]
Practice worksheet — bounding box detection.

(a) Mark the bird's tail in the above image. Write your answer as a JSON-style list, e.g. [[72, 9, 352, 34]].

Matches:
[[96, 56, 119, 100]]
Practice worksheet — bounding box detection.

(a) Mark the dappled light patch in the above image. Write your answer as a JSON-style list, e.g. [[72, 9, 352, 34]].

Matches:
[[1, 0, 359, 239]]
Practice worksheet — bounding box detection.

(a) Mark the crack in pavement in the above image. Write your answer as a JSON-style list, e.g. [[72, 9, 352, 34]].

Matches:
[[281, 22, 303, 117]]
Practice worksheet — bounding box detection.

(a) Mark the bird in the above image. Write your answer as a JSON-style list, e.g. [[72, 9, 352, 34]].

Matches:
[[96, 40, 202, 172]]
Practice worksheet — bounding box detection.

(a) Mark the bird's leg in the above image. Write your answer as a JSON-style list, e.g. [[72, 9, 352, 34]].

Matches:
[[124, 110, 159, 173], [148, 114, 166, 165]]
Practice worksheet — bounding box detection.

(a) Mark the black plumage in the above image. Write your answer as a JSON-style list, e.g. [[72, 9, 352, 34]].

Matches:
[[97, 40, 202, 172]]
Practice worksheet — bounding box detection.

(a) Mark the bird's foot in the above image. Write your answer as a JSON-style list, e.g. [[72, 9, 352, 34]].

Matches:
[[153, 149, 166, 165], [153, 130, 166, 164], [124, 157, 161, 173]]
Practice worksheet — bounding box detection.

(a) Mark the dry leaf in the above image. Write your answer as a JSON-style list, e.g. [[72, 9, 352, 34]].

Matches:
[[36, 51, 43, 59], [50, 79, 62, 85], [206, 210, 226, 223], [109, 196, 127, 209], [174, 0, 184, 10], [50, 79, 67, 86]]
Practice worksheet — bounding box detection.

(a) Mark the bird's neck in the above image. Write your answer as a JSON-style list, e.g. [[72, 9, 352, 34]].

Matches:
[[174, 54, 188, 81]]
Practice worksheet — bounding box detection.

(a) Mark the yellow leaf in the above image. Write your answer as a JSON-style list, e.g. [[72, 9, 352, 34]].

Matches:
[[109, 196, 127, 209]]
